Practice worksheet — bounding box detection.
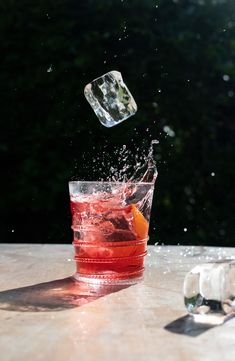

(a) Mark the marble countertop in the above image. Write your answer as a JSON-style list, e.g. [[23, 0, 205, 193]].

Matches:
[[0, 244, 235, 361]]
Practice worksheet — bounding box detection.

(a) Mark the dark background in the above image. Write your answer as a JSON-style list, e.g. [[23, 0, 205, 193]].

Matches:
[[1, 0, 234, 246]]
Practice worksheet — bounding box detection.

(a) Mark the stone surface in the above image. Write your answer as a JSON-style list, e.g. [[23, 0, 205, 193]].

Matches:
[[0, 244, 235, 361]]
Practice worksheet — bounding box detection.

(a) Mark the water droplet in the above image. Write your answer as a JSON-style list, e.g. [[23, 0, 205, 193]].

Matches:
[[211, 172, 215, 177], [47, 65, 53, 73], [223, 74, 230, 81], [184, 228, 188, 232], [163, 125, 175, 137], [11, 229, 15, 233]]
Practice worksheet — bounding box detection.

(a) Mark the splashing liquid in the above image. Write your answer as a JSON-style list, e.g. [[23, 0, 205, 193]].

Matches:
[[79, 140, 159, 183], [129, 140, 158, 183]]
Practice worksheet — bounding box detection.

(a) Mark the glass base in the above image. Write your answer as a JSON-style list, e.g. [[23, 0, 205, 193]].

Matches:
[[73, 270, 144, 285]]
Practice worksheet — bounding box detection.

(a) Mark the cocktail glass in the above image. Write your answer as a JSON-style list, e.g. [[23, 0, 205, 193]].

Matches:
[[69, 181, 155, 284]]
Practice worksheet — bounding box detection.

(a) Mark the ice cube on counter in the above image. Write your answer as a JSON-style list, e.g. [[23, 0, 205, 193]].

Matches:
[[184, 260, 235, 317]]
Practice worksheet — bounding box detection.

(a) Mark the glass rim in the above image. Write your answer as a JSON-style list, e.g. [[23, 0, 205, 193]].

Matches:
[[69, 180, 156, 186]]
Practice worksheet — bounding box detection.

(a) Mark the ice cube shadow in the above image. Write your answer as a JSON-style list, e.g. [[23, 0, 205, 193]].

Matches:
[[0, 277, 131, 312], [164, 314, 233, 337]]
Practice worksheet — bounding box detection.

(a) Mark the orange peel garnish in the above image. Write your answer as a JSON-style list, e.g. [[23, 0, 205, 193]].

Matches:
[[131, 205, 149, 240]]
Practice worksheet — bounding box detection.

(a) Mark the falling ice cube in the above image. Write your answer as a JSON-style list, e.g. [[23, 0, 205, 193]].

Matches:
[[184, 260, 235, 321], [84, 70, 137, 127]]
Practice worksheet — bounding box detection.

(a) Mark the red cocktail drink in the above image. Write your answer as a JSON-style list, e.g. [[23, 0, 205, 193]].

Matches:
[[69, 181, 155, 284]]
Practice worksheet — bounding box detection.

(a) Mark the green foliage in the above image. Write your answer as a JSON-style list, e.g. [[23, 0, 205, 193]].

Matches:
[[0, 0, 234, 245]]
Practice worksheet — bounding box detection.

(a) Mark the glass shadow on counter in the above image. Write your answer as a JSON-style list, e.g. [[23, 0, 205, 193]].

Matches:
[[0, 277, 131, 312]]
